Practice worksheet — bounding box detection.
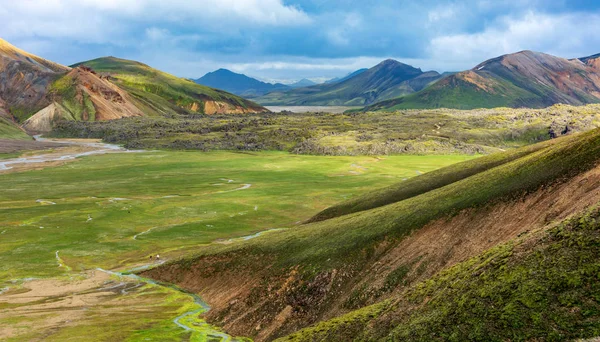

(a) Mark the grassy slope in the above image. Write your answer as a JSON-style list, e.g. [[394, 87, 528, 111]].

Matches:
[[0, 117, 30, 140], [172, 127, 600, 269], [72, 57, 265, 115], [282, 206, 600, 341], [307, 138, 560, 222], [145, 126, 600, 340], [364, 74, 543, 111]]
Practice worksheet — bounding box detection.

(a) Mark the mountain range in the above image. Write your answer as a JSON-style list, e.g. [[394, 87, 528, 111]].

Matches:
[[364, 50, 600, 111], [0, 38, 267, 134], [256, 59, 444, 106], [195, 69, 317, 97]]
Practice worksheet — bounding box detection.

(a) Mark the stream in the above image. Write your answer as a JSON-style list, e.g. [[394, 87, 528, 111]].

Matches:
[[97, 263, 233, 341], [0, 135, 142, 171]]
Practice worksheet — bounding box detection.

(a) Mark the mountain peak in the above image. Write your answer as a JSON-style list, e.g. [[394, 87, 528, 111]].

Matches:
[[374, 59, 422, 73]]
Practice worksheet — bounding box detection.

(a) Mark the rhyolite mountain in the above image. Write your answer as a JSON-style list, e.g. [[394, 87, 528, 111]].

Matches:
[[0, 38, 268, 136], [73, 58, 268, 115], [195, 68, 289, 97], [256, 59, 443, 106], [365, 50, 600, 111]]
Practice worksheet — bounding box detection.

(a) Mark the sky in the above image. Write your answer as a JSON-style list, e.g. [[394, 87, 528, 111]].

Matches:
[[2, 0, 600, 84]]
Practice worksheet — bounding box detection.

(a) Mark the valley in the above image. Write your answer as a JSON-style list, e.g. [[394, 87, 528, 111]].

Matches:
[[0, 138, 472, 340], [3, 3, 600, 340]]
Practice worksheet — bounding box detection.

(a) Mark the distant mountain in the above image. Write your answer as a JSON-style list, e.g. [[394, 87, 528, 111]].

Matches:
[[74, 59, 268, 115], [256, 59, 443, 106], [195, 69, 289, 97], [365, 50, 600, 111], [325, 69, 368, 84], [288, 78, 317, 88]]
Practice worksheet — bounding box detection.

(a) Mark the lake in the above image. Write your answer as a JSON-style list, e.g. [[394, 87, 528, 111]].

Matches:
[[265, 106, 360, 114]]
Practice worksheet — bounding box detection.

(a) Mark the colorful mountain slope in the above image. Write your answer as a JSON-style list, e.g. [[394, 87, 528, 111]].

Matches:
[[74, 57, 268, 115], [366, 50, 600, 111]]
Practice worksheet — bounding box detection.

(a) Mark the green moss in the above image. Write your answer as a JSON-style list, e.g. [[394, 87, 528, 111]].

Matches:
[[283, 206, 600, 341]]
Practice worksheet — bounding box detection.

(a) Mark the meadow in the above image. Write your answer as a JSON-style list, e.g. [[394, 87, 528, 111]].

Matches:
[[0, 147, 473, 340]]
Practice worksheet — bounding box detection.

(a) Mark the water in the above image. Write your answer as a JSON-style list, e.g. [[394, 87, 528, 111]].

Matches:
[[265, 106, 359, 114], [0, 136, 143, 171]]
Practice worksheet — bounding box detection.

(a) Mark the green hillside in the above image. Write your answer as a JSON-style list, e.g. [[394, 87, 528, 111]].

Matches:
[[0, 116, 30, 140], [282, 205, 600, 341], [72, 57, 267, 115], [144, 125, 600, 340]]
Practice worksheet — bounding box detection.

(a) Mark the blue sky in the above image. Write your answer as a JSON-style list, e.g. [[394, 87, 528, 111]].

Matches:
[[2, 0, 600, 83]]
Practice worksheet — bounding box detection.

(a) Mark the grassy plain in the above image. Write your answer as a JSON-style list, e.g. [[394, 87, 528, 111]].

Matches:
[[0, 147, 473, 340]]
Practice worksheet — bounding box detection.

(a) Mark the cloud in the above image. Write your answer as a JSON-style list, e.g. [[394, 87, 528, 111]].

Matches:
[[0, 0, 311, 44], [428, 11, 600, 69]]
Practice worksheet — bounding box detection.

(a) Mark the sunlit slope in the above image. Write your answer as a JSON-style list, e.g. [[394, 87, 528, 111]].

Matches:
[[73, 57, 268, 115]]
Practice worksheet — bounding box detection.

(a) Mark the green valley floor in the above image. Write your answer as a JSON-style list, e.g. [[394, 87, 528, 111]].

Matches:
[[0, 141, 474, 341]]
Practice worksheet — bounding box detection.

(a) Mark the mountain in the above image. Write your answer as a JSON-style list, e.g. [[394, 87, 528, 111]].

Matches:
[[256, 59, 443, 106], [195, 68, 289, 97], [325, 68, 368, 84], [143, 126, 600, 341], [365, 50, 600, 111], [74, 58, 268, 115], [0, 38, 144, 134], [288, 78, 317, 88]]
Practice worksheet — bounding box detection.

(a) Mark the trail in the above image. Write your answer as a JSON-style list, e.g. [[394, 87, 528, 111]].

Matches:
[[0, 136, 143, 172]]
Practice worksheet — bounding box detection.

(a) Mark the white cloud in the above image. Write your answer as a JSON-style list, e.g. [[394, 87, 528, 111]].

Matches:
[[428, 11, 600, 69], [0, 0, 311, 44]]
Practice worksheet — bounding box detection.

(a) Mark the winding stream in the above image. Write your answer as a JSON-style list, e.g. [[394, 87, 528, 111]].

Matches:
[[96, 263, 233, 341], [0, 135, 143, 171]]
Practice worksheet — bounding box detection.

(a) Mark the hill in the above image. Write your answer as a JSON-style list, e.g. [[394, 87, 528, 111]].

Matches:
[[195, 68, 289, 97], [74, 58, 268, 115], [365, 50, 600, 111], [142, 124, 600, 340], [0, 38, 147, 134], [256, 59, 443, 106]]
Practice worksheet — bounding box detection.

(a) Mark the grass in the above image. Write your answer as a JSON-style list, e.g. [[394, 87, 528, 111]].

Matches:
[[0, 150, 471, 283], [0, 117, 30, 140], [282, 205, 600, 341], [149, 125, 600, 340], [0, 148, 473, 340], [184, 127, 600, 270]]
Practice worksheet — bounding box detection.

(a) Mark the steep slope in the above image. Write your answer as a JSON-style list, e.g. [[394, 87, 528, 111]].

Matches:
[[366, 50, 600, 111], [74, 57, 268, 115], [282, 205, 600, 341], [143, 127, 600, 341], [195, 68, 289, 97], [0, 38, 68, 124], [22, 66, 144, 132], [256, 59, 442, 106]]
